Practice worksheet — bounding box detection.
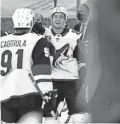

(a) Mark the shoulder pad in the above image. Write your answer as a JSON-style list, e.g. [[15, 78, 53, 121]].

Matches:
[[71, 29, 80, 35]]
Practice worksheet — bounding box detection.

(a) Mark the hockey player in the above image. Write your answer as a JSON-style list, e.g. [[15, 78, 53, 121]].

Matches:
[[0, 8, 53, 123], [44, 6, 90, 123]]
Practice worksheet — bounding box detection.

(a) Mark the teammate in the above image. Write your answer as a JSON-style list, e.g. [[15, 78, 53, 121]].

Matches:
[[0, 8, 53, 123], [44, 6, 90, 123]]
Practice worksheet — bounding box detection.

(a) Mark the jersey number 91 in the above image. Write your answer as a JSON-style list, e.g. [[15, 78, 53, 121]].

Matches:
[[1, 49, 23, 76]]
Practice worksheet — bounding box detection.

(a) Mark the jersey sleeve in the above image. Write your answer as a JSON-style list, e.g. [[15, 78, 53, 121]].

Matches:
[[31, 37, 53, 94]]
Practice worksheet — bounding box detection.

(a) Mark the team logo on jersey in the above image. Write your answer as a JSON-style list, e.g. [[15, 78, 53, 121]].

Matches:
[[45, 36, 51, 42], [53, 44, 70, 68]]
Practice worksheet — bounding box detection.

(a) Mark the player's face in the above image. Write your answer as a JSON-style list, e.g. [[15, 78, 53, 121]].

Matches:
[[52, 12, 66, 30]]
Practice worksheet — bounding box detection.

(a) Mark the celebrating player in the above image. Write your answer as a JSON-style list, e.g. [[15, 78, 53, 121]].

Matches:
[[0, 8, 53, 123], [44, 6, 90, 123]]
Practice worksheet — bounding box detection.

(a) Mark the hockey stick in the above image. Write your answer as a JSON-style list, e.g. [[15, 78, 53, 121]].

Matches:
[[28, 73, 57, 118]]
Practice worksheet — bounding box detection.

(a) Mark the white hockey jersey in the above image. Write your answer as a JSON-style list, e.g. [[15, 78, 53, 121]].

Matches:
[[44, 28, 82, 80], [0, 33, 52, 102]]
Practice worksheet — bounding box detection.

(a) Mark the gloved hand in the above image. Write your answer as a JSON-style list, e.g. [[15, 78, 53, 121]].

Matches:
[[43, 89, 58, 103], [43, 92, 52, 103], [42, 89, 58, 117]]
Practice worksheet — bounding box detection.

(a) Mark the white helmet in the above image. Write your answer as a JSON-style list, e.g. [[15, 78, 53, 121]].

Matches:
[[50, 7, 68, 21], [12, 8, 35, 29]]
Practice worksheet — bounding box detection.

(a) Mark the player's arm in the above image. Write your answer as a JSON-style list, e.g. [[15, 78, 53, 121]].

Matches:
[[31, 37, 53, 95], [73, 38, 86, 80]]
